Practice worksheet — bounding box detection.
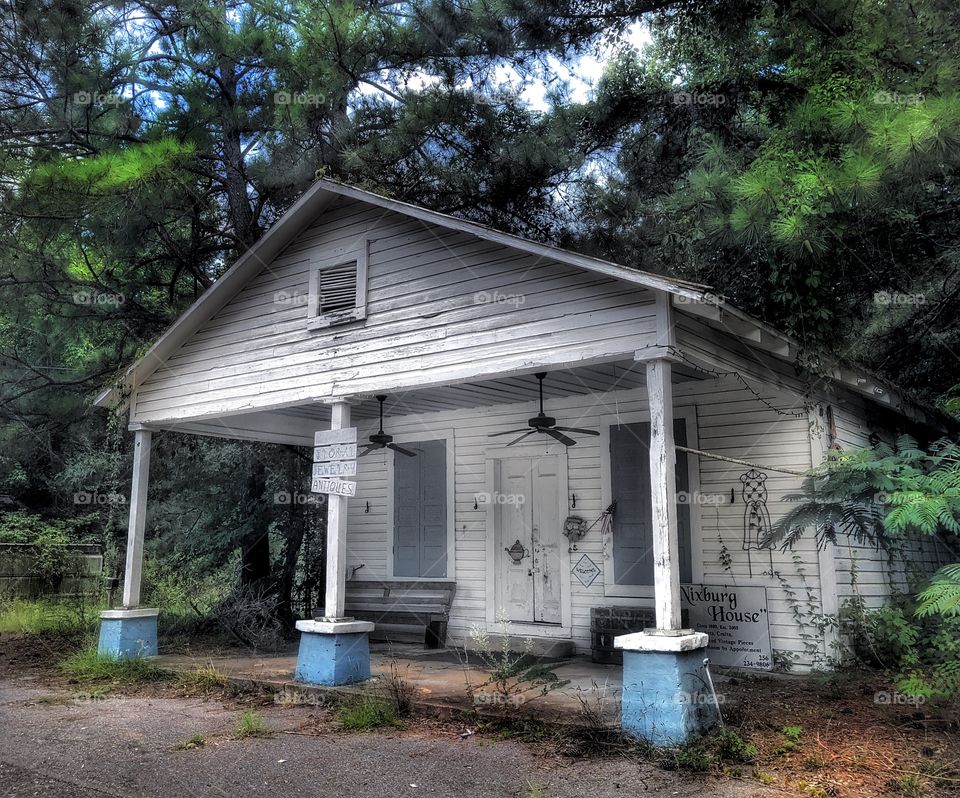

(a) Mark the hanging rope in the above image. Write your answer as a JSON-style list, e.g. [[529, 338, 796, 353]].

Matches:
[[676, 445, 807, 477], [636, 344, 812, 419]]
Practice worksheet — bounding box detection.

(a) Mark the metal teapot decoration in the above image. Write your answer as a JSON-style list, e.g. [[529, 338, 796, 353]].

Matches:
[[504, 539, 528, 563]]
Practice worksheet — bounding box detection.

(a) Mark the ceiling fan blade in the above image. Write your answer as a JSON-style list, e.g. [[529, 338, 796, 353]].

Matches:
[[358, 443, 382, 457], [488, 428, 533, 437], [554, 427, 600, 436], [542, 427, 577, 447], [387, 443, 418, 457], [507, 430, 537, 446]]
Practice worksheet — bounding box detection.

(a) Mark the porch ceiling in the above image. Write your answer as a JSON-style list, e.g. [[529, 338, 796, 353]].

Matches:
[[276, 357, 706, 421]]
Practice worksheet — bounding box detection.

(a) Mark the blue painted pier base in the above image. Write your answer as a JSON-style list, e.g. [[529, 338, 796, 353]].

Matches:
[[615, 631, 719, 746], [294, 619, 375, 686], [98, 608, 159, 659]]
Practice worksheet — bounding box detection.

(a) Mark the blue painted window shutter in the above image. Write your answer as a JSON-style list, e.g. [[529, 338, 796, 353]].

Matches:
[[394, 440, 447, 578], [609, 420, 692, 585]]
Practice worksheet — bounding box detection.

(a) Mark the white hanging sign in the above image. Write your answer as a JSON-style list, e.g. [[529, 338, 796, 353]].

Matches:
[[312, 460, 357, 478], [311, 477, 357, 497], [314, 427, 358, 447], [313, 443, 358, 462]]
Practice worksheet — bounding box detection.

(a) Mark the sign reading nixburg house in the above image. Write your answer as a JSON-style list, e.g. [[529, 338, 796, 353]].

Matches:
[[681, 584, 772, 670]]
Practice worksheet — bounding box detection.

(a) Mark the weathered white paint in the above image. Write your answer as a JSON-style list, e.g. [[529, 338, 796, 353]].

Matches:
[[314, 428, 358, 447], [120, 430, 151, 608], [809, 403, 840, 660], [323, 402, 352, 619], [641, 354, 683, 631], [130, 198, 662, 424]]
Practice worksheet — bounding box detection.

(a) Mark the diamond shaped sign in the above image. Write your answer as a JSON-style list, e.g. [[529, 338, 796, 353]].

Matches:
[[572, 555, 600, 588]]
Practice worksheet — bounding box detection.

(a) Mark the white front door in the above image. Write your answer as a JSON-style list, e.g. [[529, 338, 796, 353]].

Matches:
[[494, 455, 562, 624]]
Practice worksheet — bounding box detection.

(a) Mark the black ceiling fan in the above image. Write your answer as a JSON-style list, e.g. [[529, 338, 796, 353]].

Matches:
[[488, 372, 600, 447], [359, 395, 417, 457]]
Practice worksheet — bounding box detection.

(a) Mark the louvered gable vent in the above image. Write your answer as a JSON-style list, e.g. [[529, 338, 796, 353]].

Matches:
[[318, 262, 357, 314]]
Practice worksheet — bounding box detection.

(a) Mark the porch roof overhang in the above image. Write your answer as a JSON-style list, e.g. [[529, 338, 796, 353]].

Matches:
[[136, 357, 707, 446], [93, 179, 952, 434]]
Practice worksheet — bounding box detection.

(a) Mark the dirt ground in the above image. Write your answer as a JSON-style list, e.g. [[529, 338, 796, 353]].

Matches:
[[1, 633, 958, 798]]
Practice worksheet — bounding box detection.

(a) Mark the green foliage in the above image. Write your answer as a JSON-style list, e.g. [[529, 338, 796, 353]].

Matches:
[[233, 709, 270, 739], [0, 597, 99, 635], [771, 436, 960, 550], [466, 615, 570, 709], [662, 727, 758, 772], [336, 695, 400, 731], [916, 564, 960, 617], [59, 648, 171, 684], [842, 599, 960, 700]]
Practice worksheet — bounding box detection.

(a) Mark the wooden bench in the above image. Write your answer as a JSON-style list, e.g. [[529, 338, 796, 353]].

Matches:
[[342, 579, 457, 648]]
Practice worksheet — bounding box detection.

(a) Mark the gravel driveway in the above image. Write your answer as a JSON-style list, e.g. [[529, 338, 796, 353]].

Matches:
[[0, 678, 776, 798]]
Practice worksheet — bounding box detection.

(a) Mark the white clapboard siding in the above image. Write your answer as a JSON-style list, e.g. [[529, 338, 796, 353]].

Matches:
[[132, 196, 659, 424], [340, 375, 836, 670]]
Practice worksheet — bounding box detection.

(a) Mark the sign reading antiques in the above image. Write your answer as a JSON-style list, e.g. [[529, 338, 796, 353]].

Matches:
[[681, 584, 772, 670], [311, 427, 358, 497]]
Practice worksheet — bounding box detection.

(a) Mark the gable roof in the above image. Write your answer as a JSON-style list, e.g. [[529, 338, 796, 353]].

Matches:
[[93, 179, 950, 432], [93, 178, 714, 408]]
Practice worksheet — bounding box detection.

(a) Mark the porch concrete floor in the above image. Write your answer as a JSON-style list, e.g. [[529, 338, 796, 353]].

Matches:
[[157, 643, 625, 723]]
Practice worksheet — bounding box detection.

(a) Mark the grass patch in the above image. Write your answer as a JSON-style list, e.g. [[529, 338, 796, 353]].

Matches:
[[661, 727, 758, 773], [336, 695, 401, 731], [0, 598, 99, 635], [59, 648, 171, 684], [176, 662, 233, 693], [234, 709, 270, 738], [174, 734, 206, 750]]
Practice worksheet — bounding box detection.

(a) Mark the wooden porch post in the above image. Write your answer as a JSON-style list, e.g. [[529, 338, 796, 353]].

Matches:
[[636, 348, 683, 631], [323, 401, 351, 619], [121, 429, 151, 608]]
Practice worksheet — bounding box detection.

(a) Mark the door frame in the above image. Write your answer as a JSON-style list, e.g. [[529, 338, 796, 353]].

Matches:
[[599, 406, 704, 598], [384, 428, 457, 581], [483, 444, 572, 637]]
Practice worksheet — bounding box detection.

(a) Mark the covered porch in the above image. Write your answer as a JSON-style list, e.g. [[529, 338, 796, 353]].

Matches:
[[103, 341, 741, 744]]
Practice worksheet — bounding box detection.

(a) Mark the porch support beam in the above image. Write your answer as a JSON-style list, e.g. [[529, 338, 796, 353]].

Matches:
[[98, 428, 158, 659], [637, 350, 682, 631], [323, 401, 351, 620], [295, 399, 373, 686], [122, 429, 151, 607]]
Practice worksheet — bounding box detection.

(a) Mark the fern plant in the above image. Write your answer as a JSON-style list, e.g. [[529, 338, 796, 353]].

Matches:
[[769, 435, 960, 698]]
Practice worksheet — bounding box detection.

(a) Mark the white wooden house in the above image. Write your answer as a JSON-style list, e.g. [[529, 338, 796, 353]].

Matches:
[[95, 179, 949, 678]]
